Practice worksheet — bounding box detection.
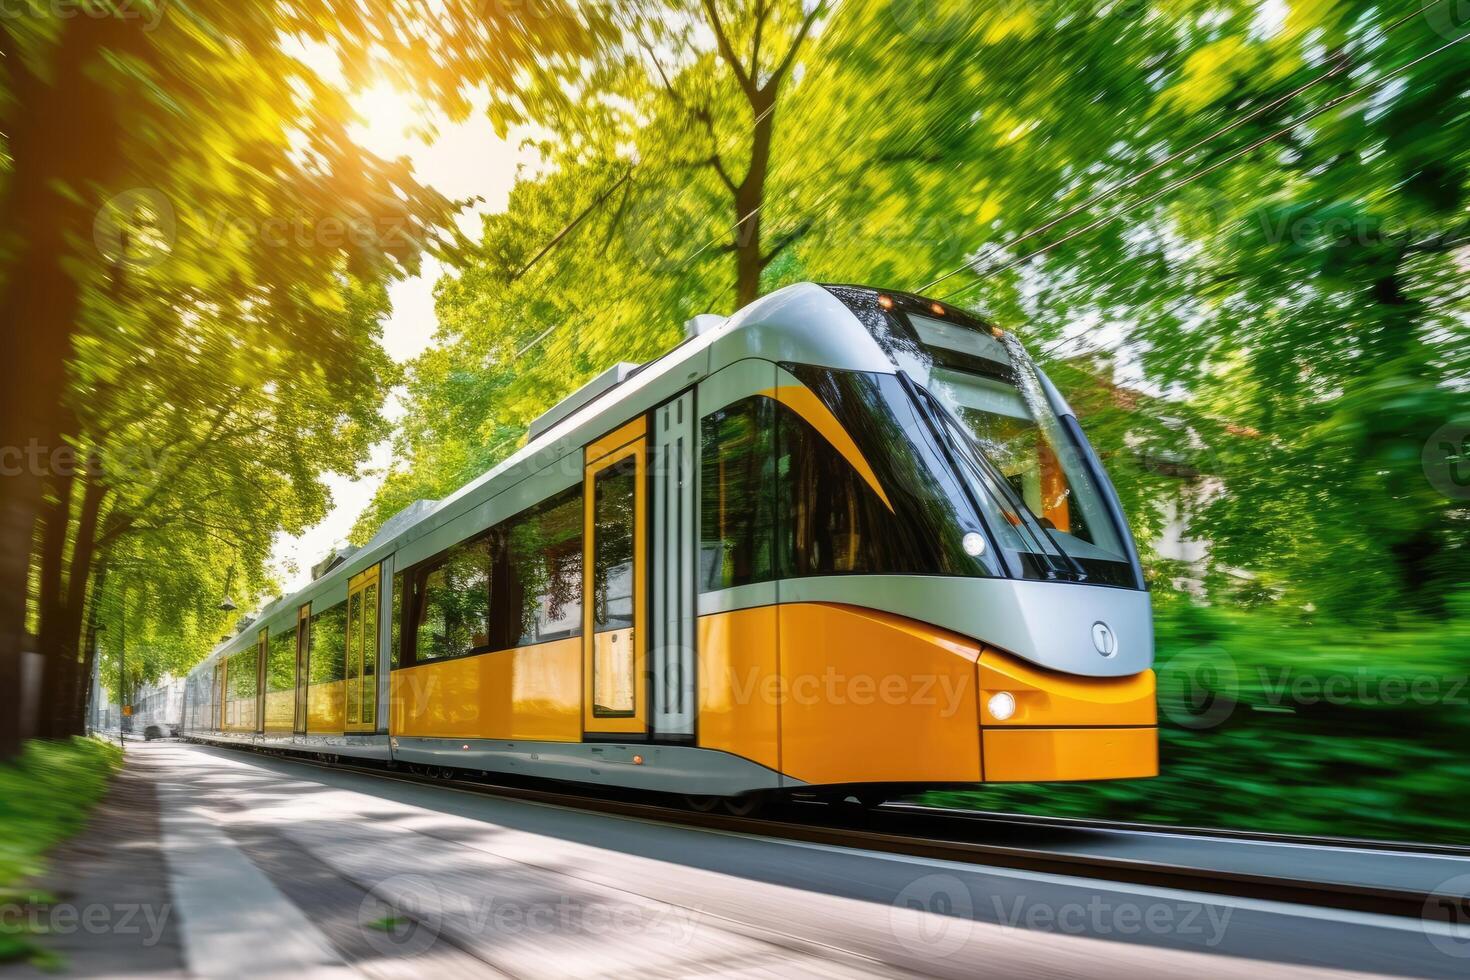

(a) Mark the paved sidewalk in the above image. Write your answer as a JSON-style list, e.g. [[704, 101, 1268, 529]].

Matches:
[[8, 741, 1434, 978]]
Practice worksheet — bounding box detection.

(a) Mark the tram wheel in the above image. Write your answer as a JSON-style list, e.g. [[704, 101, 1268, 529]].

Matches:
[[684, 795, 720, 813], [720, 793, 766, 818]]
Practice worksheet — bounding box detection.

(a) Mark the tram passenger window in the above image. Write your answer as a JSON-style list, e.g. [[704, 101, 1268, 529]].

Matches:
[[699, 397, 778, 591], [592, 456, 637, 718], [309, 602, 347, 683], [390, 570, 405, 669], [361, 582, 377, 727], [593, 457, 637, 630], [774, 367, 992, 579], [268, 628, 296, 692], [499, 486, 584, 647], [414, 536, 492, 662], [230, 650, 258, 700]]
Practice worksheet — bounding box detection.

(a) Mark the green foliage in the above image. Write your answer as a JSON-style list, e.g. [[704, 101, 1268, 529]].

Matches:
[[1, 0, 615, 727], [363, 0, 1469, 628], [0, 737, 121, 964]]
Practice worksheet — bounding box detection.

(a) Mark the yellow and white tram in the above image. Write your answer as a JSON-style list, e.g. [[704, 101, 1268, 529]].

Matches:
[[182, 283, 1157, 803]]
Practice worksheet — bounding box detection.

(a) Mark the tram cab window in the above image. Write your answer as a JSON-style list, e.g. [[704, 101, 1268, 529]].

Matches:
[[775, 368, 993, 579], [698, 370, 996, 588]]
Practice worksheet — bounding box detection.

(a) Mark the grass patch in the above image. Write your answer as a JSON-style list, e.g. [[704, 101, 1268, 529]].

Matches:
[[0, 737, 123, 964]]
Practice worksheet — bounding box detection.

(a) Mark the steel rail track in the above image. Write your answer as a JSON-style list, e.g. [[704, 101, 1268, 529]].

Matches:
[[880, 803, 1470, 857], [194, 740, 1457, 923]]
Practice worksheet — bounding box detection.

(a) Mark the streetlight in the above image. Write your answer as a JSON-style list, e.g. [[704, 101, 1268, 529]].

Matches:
[[218, 565, 237, 612]]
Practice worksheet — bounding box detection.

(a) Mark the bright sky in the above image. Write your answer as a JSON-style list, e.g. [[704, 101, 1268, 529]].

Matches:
[[267, 82, 536, 593]]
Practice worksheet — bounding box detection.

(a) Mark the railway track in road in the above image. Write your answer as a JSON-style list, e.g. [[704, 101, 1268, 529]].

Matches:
[[202, 742, 1466, 926]]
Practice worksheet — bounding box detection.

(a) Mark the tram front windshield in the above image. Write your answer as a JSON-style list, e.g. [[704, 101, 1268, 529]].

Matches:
[[904, 314, 1138, 588]]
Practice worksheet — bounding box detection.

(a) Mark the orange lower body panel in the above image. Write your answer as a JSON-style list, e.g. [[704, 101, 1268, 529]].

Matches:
[[778, 603, 982, 785], [263, 690, 293, 733], [306, 680, 344, 734], [390, 637, 581, 742], [982, 726, 1158, 781]]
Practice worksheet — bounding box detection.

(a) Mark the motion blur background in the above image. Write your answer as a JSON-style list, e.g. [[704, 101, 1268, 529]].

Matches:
[[1, 0, 1467, 852]]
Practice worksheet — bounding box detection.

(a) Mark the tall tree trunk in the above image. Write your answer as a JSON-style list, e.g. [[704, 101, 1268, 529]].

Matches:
[[35, 461, 76, 739], [0, 503, 38, 759], [0, 16, 140, 758], [76, 561, 109, 737], [59, 462, 108, 736], [734, 91, 776, 308], [35, 455, 107, 738]]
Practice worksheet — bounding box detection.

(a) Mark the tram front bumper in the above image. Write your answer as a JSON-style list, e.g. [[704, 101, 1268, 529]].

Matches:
[[982, 726, 1157, 781], [978, 647, 1159, 782]]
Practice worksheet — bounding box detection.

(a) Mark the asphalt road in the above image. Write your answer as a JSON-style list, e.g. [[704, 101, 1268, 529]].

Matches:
[[125, 742, 1470, 978]]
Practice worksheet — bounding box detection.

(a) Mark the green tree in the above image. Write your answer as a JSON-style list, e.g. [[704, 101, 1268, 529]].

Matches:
[[0, 0, 603, 754]]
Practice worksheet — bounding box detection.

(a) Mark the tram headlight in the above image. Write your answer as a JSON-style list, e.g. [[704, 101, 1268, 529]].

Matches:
[[962, 531, 986, 557], [987, 692, 1016, 721]]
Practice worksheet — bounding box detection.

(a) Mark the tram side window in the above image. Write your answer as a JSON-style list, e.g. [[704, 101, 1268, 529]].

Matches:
[[229, 650, 258, 700], [593, 457, 637, 630], [699, 397, 778, 591], [268, 627, 296, 692], [773, 367, 994, 579], [497, 486, 584, 648], [309, 602, 347, 683], [390, 570, 405, 669], [413, 536, 492, 663]]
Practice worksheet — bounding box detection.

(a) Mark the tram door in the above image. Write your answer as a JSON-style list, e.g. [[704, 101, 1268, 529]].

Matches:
[[650, 393, 697, 741], [293, 604, 310, 735], [216, 662, 227, 730], [256, 629, 268, 733], [345, 566, 380, 733], [583, 419, 648, 737]]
